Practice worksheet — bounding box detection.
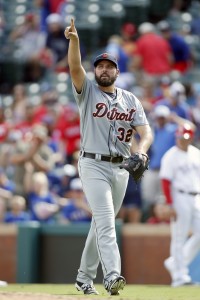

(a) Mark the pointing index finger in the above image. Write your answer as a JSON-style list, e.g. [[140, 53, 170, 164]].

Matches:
[[71, 18, 75, 28]]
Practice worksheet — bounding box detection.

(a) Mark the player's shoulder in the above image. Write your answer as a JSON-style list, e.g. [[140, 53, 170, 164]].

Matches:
[[162, 146, 177, 160], [189, 144, 200, 154], [120, 87, 140, 102]]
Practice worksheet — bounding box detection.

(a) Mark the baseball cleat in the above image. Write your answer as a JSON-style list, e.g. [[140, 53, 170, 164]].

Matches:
[[171, 280, 194, 287], [75, 281, 99, 295], [164, 257, 174, 278], [105, 275, 126, 295], [0, 281, 7, 287]]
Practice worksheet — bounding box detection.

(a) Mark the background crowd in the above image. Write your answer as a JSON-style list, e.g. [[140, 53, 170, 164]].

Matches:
[[0, 0, 200, 225]]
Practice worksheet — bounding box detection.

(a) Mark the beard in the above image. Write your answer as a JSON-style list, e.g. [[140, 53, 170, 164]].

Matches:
[[95, 73, 117, 87]]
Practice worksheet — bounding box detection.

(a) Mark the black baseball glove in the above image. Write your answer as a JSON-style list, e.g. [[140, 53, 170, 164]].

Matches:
[[120, 152, 149, 183]]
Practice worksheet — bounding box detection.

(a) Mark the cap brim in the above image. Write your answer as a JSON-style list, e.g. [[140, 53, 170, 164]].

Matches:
[[94, 58, 118, 68], [177, 133, 192, 140]]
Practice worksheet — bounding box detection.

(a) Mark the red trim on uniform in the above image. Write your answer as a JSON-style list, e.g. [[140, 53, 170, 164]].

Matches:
[[161, 179, 173, 205]]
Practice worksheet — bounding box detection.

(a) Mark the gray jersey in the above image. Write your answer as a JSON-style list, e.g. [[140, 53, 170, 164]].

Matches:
[[72, 76, 148, 158]]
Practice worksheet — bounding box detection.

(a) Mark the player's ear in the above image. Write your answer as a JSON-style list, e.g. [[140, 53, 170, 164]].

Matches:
[[116, 69, 120, 77]]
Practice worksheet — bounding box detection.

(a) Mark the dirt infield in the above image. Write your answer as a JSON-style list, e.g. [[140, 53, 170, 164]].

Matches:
[[0, 292, 106, 300], [0, 293, 104, 300]]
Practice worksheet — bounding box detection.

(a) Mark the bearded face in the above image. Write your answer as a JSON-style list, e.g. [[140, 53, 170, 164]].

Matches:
[[95, 72, 118, 87], [94, 61, 119, 87]]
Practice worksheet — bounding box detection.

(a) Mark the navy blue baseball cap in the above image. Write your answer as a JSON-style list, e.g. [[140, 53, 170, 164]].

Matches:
[[93, 53, 118, 69]]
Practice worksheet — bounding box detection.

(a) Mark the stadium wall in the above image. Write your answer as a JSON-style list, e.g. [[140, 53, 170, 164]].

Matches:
[[0, 223, 199, 284]]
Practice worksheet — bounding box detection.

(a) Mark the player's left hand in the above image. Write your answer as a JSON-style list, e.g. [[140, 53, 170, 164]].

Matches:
[[120, 152, 149, 183]]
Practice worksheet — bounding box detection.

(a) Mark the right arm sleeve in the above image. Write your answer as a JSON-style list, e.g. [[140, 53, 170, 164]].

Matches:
[[72, 76, 91, 105], [161, 178, 173, 205]]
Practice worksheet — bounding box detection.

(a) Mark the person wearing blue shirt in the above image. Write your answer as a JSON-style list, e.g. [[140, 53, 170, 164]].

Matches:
[[24, 167, 60, 223], [0, 168, 15, 195], [157, 20, 192, 74], [59, 178, 91, 223], [141, 104, 194, 219], [141, 105, 176, 217], [4, 196, 30, 223], [156, 81, 192, 120], [105, 35, 135, 90]]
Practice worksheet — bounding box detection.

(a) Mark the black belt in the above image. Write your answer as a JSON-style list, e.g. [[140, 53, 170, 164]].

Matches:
[[178, 189, 200, 196], [82, 152, 123, 163]]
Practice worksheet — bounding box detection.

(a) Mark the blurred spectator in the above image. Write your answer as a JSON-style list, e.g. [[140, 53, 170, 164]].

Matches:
[[43, 13, 69, 73], [157, 20, 192, 74], [49, 162, 77, 196], [141, 104, 195, 219], [156, 81, 192, 119], [104, 22, 137, 90], [187, 83, 200, 145], [59, 178, 92, 223], [0, 103, 10, 144], [105, 35, 135, 90], [31, 86, 67, 163], [24, 168, 60, 223], [189, 1, 200, 35], [146, 202, 170, 224], [9, 124, 55, 196], [41, 113, 65, 165], [118, 176, 142, 223], [0, 168, 15, 202], [191, 16, 200, 36], [0, 102, 11, 175], [11, 84, 28, 124], [120, 22, 137, 56], [132, 22, 172, 80], [105, 35, 130, 73], [56, 103, 80, 163], [0, 129, 22, 180], [4, 195, 30, 223], [15, 100, 39, 137], [141, 105, 176, 216], [40, 13, 86, 72], [154, 75, 172, 101], [184, 82, 198, 108], [131, 78, 159, 114], [9, 13, 46, 82], [48, 150, 79, 196], [0, 199, 6, 223], [0, 5, 5, 38], [58, 0, 70, 22], [35, 0, 65, 32], [33, 84, 59, 122]]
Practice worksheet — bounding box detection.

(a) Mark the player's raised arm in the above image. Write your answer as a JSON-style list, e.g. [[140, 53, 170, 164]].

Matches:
[[64, 19, 86, 93]]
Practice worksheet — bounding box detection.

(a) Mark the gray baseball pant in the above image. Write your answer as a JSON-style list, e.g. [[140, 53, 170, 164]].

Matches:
[[76, 156, 129, 284]]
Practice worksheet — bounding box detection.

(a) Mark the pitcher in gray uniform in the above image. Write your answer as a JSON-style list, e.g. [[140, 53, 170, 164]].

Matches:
[[64, 19, 153, 296]]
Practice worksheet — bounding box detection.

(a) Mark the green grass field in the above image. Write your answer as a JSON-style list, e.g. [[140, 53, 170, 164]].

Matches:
[[0, 284, 200, 300]]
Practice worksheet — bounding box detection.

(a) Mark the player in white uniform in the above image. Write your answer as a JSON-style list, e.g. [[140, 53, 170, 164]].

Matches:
[[160, 123, 200, 287], [64, 19, 153, 295]]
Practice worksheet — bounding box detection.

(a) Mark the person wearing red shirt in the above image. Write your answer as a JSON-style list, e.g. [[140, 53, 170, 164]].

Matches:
[[56, 103, 80, 163], [157, 20, 192, 74], [14, 102, 40, 138], [0, 106, 10, 143], [35, 0, 65, 32], [132, 22, 173, 77]]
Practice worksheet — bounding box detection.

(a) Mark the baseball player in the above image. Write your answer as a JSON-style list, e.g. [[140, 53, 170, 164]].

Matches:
[[64, 19, 153, 295], [159, 123, 200, 287]]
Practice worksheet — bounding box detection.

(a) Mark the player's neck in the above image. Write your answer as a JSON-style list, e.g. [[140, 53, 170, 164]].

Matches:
[[177, 144, 189, 152], [98, 85, 116, 94]]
